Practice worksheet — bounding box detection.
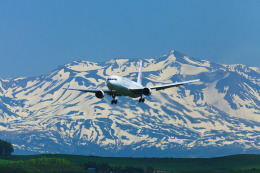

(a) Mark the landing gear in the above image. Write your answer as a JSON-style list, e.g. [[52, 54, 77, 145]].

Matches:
[[139, 97, 145, 103], [111, 91, 117, 104], [111, 99, 118, 104]]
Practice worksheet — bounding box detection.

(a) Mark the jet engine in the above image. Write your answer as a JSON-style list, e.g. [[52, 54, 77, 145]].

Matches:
[[95, 90, 105, 99], [143, 87, 152, 96]]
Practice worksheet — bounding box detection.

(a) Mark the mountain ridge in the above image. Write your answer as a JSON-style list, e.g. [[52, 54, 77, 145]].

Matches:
[[0, 50, 259, 157]]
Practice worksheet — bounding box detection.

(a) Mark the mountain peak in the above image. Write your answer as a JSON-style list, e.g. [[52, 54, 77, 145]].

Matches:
[[169, 50, 175, 54]]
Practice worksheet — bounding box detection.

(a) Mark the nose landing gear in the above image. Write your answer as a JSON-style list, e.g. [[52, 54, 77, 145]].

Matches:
[[111, 99, 118, 104], [111, 91, 118, 104]]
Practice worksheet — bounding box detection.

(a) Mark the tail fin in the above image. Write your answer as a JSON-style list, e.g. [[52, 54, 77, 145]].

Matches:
[[137, 61, 142, 85]]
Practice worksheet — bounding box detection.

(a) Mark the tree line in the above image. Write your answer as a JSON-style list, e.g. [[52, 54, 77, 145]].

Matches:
[[0, 139, 14, 155]]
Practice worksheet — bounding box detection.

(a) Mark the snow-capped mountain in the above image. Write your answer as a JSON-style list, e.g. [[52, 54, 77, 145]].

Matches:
[[0, 50, 259, 157]]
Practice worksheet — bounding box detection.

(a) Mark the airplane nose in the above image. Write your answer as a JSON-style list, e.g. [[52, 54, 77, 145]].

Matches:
[[107, 80, 112, 87]]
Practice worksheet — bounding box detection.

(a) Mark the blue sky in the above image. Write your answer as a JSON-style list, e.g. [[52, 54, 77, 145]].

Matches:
[[0, 0, 259, 78]]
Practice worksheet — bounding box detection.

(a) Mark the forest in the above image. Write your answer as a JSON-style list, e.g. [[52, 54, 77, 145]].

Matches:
[[0, 139, 14, 156]]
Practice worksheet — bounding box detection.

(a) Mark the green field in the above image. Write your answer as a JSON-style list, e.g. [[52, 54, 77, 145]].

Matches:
[[1, 154, 260, 172]]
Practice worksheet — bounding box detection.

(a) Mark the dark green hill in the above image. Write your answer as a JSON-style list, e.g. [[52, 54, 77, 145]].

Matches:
[[0, 157, 86, 173], [1, 154, 260, 172]]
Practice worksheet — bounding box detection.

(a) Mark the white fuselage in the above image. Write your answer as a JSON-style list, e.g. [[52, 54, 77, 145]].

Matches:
[[106, 75, 143, 98]]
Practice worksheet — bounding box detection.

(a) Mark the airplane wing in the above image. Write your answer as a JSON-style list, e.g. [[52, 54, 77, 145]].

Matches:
[[149, 79, 200, 91], [63, 87, 111, 93]]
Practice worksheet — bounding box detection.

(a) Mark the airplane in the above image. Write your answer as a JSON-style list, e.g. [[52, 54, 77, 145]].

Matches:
[[63, 61, 200, 104]]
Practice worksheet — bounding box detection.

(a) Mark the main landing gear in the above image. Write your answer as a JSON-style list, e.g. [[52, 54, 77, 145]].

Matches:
[[111, 91, 118, 104], [139, 97, 145, 103]]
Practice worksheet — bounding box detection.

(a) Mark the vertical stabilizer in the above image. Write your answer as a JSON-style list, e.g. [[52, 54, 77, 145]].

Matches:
[[137, 61, 142, 85]]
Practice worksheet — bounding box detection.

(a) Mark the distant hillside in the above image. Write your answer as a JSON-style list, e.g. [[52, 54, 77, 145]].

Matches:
[[0, 50, 259, 157], [1, 154, 260, 172]]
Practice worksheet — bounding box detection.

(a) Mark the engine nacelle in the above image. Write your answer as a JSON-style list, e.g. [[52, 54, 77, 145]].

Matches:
[[95, 90, 105, 99], [143, 87, 152, 96]]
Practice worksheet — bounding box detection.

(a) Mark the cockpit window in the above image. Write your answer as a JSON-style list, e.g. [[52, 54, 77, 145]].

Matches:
[[107, 78, 117, 81]]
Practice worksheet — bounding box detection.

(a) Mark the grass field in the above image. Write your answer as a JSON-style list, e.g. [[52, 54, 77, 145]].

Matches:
[[1, 154, 260, 172]]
